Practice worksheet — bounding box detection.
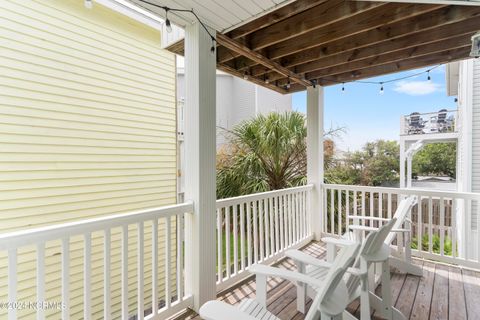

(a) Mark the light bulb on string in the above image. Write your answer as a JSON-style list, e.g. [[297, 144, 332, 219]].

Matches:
[[85, 0, 93, 9], [427, 70, 431, 82], [341, 82, 345, 93], [379, 83, 384, 95], [165, 9, 173, 33]]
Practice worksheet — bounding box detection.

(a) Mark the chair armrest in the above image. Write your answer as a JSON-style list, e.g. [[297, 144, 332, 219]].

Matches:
[[200, 301, 258, 320], [321, 236, 355, 247], [392, 228, 410, 233], [249, 264, 323, 287], [348, 216, 389, 221], [346, 267, 367, 277], [285, 250, 333, 269], [349, 225, 378, 232]]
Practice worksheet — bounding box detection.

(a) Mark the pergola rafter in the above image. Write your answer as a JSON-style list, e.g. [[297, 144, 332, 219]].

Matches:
[[166, 0, 480, 93]]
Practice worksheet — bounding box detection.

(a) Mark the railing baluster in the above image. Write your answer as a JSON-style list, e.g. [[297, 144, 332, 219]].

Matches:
[[61, 238, 70, 320], [353, 190, 357, 226], [452, 199, 457, 259], [122, 225, 128, 320], [269, 197, 275, 254], [233, 205, 238, 275], [217, 209, 223, 282], [388, 193, 392, 219], [466, 199, 472, 260], [279, 195, 285, 250], [240, 203, 246, 271], [274, 196, 280, 254], [8, 248, 17, 320], [361, 191, 366, 238], [226, 207, 231, 275], [259, 200, 265, 259], [253, 201, 259, 263], [346, 190, 350, 234], [104, 229, 111, 320], [37, 243, 45, 320], [165, 217, 171, 308], [440, 197, 445, 256], [379, 192, 383, 224], [337, 189, 342, 235], [369, 192, 374, 227], [177, 214, 184, 301], [152, 219, 159, 313], [137, 222, 144, 317], [428, 197, 433, 253], [264, 198, 270, 257], [330, 188, 334, 235], [84, 233, 91, 320], [247, 203, 252, 267], [295, 192, 300, 241], [417, 195, 423, 252], [289, 193, 293, 245]]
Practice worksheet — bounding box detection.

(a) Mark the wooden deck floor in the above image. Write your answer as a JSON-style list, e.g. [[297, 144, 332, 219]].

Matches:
[[176, 241, 480, 320]]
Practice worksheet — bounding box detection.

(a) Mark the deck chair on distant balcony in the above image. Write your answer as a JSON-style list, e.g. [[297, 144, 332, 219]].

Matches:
[[288, 219, 406, 320], [323, 195, 422, 277], [200, 243, 360, 320]]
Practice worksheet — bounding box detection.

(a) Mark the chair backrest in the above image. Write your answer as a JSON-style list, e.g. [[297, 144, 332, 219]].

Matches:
[[305, 243, 360, 319], [385, 196, 416, 245], [409, 112, 422, 126], [438, 109, 447, 122], [345, 219, 396, 300]]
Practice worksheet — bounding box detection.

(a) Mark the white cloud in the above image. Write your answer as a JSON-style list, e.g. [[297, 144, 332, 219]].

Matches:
[[393, 80, 442, 96]]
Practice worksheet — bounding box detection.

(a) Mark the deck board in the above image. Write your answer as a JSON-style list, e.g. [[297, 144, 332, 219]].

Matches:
[[177, 241, 480, 320]]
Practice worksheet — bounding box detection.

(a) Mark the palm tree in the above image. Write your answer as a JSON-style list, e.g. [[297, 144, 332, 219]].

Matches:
[[217, 112, 307, 199]]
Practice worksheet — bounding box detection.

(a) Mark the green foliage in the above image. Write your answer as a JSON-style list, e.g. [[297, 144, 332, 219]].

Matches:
[[217, 112, 307, 199], [325, 140, 399, 186], [411, 234, 452, 256], [413, 143, 456, 178]]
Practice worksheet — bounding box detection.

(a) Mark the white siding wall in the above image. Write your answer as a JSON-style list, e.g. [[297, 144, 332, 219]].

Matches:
[[0, 0, 177, 319], [472, 60, 480, 194], [256, 84, 292, 115]]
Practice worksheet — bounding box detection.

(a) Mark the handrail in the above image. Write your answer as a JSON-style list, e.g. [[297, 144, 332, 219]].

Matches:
[[216, 184, 314, 208], [0, 201, 194, 250], [322, 183, 480, 200], [403, 109, 457, 118]]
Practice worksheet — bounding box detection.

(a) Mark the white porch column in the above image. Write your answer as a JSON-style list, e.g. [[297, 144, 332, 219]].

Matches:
[[400, 141, 406, 188], [184, 21, 217, 310], [307, 86, 324, 240]]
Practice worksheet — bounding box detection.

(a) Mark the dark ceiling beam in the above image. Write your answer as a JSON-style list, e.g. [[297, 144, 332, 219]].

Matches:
[[233, 2, 445, 73], [226, 0, 328, 40], [217, 64, 288, 94], [216, 33, 311, 87], [317, 47, 470, 85]]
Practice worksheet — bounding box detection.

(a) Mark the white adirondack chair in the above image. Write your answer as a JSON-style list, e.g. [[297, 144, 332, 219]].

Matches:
[[323, 195, 422, 277], [288, 219, 404, 320], [199, 243, 361, 320]]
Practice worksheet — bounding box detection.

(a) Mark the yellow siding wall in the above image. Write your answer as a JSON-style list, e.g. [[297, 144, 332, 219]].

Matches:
[[0, 0, 177, 319]]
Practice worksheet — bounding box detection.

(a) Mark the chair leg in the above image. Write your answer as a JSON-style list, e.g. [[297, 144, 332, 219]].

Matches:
[[256, 274, 267, 307], [380, 260, 393, 320], [326, 243, 336, 262], [295, 261, 307, 313]]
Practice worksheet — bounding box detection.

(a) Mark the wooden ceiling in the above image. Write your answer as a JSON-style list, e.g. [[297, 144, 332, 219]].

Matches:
[[166, 0, 480, 94]]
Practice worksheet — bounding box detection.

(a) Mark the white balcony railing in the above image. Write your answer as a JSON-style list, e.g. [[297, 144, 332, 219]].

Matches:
[[0, 185, 314, 320], [400, 109, 458, 136], [322, 184, 480, 270], [215, 184, 314, 291]]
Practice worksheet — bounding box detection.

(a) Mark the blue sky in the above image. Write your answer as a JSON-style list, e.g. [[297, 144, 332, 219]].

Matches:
[[292, 65, 457, 151]]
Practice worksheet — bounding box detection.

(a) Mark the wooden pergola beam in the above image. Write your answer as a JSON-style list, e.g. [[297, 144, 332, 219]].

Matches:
[[226, 0, 327, 40], [269, 34, 472, 85], [216, 33, 311, 87], [318, 47, 470, 85], [217, 63, 288, 94], [233, 2, 444, 73]]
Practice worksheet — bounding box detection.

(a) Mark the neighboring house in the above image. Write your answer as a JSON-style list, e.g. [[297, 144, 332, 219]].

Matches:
[[0, 0, 176, 319], [176, 60, 292, 200]]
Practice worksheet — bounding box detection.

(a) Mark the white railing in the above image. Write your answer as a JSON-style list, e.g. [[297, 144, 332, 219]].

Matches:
[[215, 185, 314, 291], [0, 202, 194, 320], [400, 109, 457, 136], [322, 183, 480, 270]]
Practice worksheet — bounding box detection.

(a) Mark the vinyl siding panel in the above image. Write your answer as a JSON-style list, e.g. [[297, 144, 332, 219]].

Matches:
[[471, 60, 480, 195], [0, 0, 177, 319]]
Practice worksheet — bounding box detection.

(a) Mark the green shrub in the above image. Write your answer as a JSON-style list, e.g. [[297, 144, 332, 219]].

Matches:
[[411, 234, 452, 256]]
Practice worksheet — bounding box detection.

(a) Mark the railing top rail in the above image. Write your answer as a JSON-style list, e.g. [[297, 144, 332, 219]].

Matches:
[[402, 109, 458, 118], [216, 184, 314, 208], [322, 183, 480, 200], [0, 201, 194, 250]]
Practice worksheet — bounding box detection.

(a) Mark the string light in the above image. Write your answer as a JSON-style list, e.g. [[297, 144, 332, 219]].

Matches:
[[84, 0, 93, 9], [264, 74, 269, 84], [311, 79, 317, 89], [285, 77, 291, 90], [341, 82, 345, 93], [379, 82, 384, 94], [138, 0, 217, 53], [243, 71, 249, 80], [427, 70, 431, 82]]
